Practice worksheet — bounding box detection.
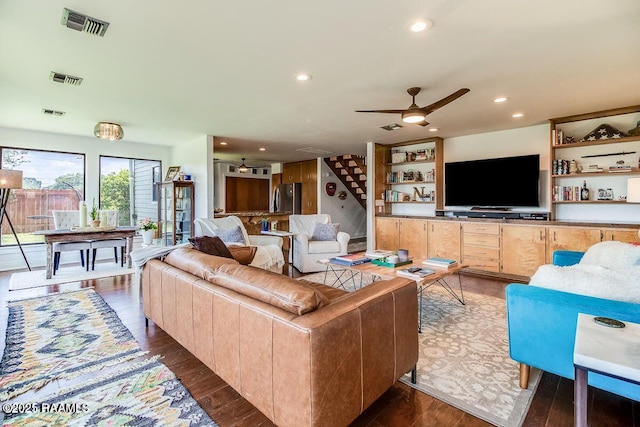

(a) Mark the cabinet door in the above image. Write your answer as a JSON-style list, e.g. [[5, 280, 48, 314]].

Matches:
[[301, 182, 317, 214], [501, 225, 546, 276], [300, 159, 317, 182], [546, 226, 602, 264], [399, 219, 428, 260], [376, 218, 399, 251], [282, 163, 302, 183], [427, 221, 461, 262], [602, 228, 640, 243]]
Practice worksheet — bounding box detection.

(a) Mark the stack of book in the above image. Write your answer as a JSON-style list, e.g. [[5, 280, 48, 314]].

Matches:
[[422, 257, 458, 269], [608, 165, 632, 172], [330, 253, 371, 266], [364, 250, 393, 259], [396, 267, 435, 280]]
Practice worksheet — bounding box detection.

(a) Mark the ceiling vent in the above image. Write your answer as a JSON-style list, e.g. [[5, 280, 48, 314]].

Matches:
[[49, 71, 83, 86], [42, 108, 66, 116], [61, 8, 109, 36], [381, 123, 403, 131], [296, 147, 333, 155]]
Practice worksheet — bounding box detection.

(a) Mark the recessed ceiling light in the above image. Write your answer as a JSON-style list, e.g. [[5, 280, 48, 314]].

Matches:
[[428, 128, 439, 132], [494, 97, 508, 103], [410, 19, 433, 32], [294, 73, 312, 81], [512, 113, 524, 118], [259, 147, 266, 151], [220, 141, 227, 145]]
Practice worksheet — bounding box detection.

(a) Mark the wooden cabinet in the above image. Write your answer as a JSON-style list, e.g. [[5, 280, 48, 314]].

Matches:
[[399, 219, 428, 260], [545, 226, 602, 264], [427, 221, 461, 263], [549, 105, 640, 220], [300, 159, 317, 182], [462, 223, 500, 273], [602, 228, 640, 243], [282, 162, 302, 183], [501, 225, 546, 276], [375, 217, 399, 250], [301, 181, 317, 214], [158, 180, 194, 246]]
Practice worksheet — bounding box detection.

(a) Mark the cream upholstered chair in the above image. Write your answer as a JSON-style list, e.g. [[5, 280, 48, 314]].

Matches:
[[51, 210, 91, 274], [90, 209, 127, 269], [194, 216, 284, 273], [289, 214, 350, 273]]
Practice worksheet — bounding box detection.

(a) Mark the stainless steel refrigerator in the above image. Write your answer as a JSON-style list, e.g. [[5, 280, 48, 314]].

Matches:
[[275, 183, 302, 214]]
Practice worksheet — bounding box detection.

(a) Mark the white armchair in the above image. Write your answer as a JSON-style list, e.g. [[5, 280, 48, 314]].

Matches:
[[289, 214, 350, 273], [194, 216, 284, 273]]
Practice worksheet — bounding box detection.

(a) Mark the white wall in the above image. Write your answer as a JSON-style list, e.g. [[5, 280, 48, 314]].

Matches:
[[0, 126, 173, 271], [171, 135, 213, 219], [319, 160, 367, 238]]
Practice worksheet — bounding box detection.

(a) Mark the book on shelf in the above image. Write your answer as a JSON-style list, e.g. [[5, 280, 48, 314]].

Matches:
[[422, 257, 458, 268], [364, 250, 394, 259], [608, 165, 632, 172], [329, 256, 371, 266], [396, 267, 435, 280]]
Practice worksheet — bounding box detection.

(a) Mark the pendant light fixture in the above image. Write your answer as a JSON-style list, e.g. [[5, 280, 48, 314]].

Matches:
[[94, 122, 124, 140]]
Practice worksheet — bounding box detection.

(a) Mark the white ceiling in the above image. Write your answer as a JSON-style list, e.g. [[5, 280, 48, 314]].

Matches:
[[1, 0, 639, 165]]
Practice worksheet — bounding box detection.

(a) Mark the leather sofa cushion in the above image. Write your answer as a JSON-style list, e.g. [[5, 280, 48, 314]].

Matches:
[[205, 264, 330, 315], [164, 247, 238, 279], [228, 246, 258, 265], [308, 240, 342, 254]]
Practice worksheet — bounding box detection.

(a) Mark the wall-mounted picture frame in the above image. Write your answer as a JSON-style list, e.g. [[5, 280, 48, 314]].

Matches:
[[165, 166, 181, 181]]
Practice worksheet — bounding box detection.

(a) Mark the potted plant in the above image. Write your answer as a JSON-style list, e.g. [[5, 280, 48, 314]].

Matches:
[[139, 217, 158, 245], [89, 198, 100, 227]]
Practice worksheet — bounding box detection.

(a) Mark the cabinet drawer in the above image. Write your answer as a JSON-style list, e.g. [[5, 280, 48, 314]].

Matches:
[[463, 245, 500, 260], [463, 257, 500, 272], [463, 234, 500, 248], [463, 223, 500, 235]]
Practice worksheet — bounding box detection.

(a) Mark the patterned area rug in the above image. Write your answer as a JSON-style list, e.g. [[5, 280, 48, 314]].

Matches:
[[0, 289, 146, 400], [303, 270, 541, 427], [8, 265, 135, 291], [3, 359, 217, 426]]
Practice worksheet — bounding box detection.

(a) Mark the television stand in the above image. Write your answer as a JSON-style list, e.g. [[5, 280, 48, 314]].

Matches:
[[470, 207, 512, 211]]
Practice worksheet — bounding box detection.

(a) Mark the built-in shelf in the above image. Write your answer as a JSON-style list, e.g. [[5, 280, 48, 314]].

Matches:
[[552, 135, 640, 149], [552, 200, 630, 204], [384, 201, 435, 204], [384, 180, 435, 185], [384, 159, 435, 166], [552, 170, 640, 178]]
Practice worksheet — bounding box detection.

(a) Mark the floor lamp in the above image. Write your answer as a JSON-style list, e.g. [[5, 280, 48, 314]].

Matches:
[[626, 177, 640, 240], [0, 169, 31, 270]]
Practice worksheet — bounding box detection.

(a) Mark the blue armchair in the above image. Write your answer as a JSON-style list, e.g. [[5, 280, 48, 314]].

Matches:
[[506, 250, 640, 401]]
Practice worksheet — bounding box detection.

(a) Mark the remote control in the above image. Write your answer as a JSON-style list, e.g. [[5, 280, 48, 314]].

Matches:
[[593, 317, 626, 328]]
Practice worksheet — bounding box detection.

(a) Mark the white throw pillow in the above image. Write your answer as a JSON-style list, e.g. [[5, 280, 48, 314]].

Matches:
[[579, 241, 640, 269]]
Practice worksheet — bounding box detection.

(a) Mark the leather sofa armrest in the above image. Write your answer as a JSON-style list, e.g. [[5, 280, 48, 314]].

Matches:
[[248, 234, 283, 248]]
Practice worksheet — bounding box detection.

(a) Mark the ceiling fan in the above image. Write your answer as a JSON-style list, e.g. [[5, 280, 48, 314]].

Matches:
[[355, 87, 470, 126]]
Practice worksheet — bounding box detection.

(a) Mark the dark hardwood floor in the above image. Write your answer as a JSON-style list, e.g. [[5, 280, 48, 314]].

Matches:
[[0, 266, 637, 427]]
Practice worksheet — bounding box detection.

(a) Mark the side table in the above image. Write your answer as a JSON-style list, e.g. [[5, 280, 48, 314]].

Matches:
[[573, 313, 640, 427], [260, 230, 295, 263]]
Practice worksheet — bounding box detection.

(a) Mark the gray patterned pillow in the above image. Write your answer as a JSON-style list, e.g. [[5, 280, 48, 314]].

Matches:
[[212, 225, 246, 245], [310, 222, 339, 241]]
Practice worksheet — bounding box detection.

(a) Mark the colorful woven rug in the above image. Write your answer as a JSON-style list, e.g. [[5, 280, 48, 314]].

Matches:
[[303, 271, 541, 427], [0, 289, 146, 400], [2, 359, 217, 426]]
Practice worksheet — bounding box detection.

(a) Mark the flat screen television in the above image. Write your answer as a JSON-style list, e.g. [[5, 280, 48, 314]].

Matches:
[[445, 154, 540, 208]]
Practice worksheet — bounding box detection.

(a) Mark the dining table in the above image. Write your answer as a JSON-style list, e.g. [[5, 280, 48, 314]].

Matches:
[[33, 226, 137, 279]]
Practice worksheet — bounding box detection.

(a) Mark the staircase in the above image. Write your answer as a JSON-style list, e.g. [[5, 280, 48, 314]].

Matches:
[[324, 155, 367, 210]]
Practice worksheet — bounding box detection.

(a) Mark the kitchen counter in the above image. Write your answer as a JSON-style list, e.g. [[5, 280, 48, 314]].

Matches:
[[214, 211, 292, 233]]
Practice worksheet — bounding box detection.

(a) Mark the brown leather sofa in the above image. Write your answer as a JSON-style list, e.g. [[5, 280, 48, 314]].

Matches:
[[141, 247, 419, 427]]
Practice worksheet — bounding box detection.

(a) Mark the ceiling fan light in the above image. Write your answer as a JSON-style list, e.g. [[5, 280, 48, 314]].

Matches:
[[402, 111, 426, 123], [94, 122, 123, 140], [238, 158, 249, 173], [410, 19, 432, 33]]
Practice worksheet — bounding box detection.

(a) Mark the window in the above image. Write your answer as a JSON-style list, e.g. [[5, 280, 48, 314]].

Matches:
[[1, 147, 85, 246], [99, 156, 161, 226]]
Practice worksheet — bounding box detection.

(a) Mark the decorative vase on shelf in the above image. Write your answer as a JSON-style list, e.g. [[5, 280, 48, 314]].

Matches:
[[91, 219, 101, 228], [141, 229, 155, 245]]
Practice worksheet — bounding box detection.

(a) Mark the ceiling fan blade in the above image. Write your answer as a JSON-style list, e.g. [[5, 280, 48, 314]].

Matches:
[[415, 120, 430, 127], [419, 88, 470, 115], [355, 109, 407, 114]]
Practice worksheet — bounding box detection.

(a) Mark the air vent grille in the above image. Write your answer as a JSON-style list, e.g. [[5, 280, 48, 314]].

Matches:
[[61, 8, 109, 37], [42, 108, 66, 116], [49, 71, 83, 86], [381, 123, 403, 131], [296, 147, 333, 155]]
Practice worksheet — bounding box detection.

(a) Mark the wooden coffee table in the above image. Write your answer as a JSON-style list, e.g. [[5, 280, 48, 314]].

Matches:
[[318, 255, 467, 332]]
